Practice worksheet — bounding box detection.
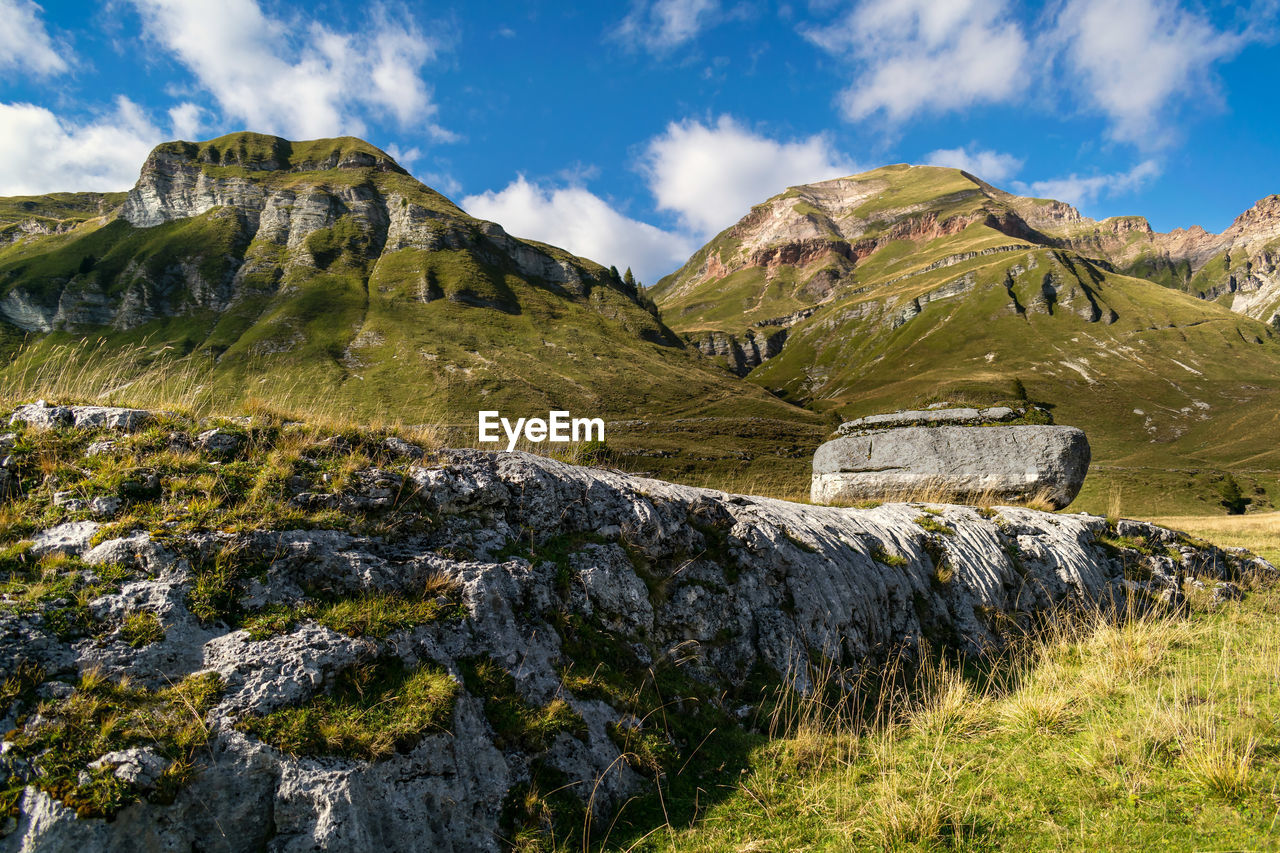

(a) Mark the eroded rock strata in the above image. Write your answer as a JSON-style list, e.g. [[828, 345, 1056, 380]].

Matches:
[[0, 409, 1266, 851], [813, 407, 1091, 509]]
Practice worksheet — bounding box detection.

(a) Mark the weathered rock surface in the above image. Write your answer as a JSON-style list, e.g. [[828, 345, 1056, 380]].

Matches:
[[838, 405, 1024, 433], [88, 748, 170, 789], [812, 424, 1091, 508], [1, 446, 1264, 852], [686, 327, 787, 375], [196, 428, 243, 455], [9, 402, 151, 432], [28, 521, 100, 557]]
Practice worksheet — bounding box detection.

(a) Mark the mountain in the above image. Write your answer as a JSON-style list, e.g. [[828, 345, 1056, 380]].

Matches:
[[650, 164, 1280, 514], [1055, 195, 1280, 325], [5, 145, 1278, 513], [0, 133, 823, 483]]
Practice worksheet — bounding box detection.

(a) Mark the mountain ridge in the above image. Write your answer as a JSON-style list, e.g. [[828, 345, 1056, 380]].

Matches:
[[649, 163, 1280, 514], [3, 141, 1279, 513], [653, 164, 1280, 334], [0, 132, 824, 490]]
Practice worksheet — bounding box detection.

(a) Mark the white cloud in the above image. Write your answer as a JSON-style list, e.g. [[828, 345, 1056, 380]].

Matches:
[[924, 145, 1024, 183], [167, 102, 204, 140], [0, 0, 67, 77], [641, 115, 857, 238], [384, 144, 422, 169], [462, 117, 860, 282], [0, 98, 161, 195], [1051, 0, 1245, 143], [804, 0, 1028, 123], [131, 0, 448, 140], [615, 0, 719, 51], [1014, 160, 1161, 208], [462, 176, 696, 284]]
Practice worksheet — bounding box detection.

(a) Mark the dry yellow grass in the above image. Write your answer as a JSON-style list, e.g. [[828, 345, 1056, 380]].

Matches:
[[0, 339, 454, 445], [634, 581, 1280, 852], [1142, 511, 1280, 564]]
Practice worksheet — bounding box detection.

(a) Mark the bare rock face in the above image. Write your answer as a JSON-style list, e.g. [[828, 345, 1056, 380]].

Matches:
[[812, 420, 1091, 508], [9, 402, 151, 432], [838, 406, 1021, 433], [3, 436, 1264, 852], [686, 327, 788, 375]]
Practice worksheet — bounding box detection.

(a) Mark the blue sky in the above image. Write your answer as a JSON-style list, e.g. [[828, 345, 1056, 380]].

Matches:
[[1, 0, 1277, 282]]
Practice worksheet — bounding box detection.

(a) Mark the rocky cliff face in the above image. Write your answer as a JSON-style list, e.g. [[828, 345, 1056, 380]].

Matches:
[[0, 134, 644, 335], [119, 137, 410, 229], [1046, 194, 1280, 326], [0, 407, 1265, 850], [1203, 196, 1280, 324], [686, 327, 788, 375]]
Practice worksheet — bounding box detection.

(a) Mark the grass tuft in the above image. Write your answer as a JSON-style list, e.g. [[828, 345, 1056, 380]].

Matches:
[[237, 658, 455, 760], [119, 610, 165, 648], [1, 670, 222, 818]]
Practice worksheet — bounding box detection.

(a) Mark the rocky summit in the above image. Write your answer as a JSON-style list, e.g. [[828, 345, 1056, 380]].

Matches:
[[0, 405, 1266, 850]]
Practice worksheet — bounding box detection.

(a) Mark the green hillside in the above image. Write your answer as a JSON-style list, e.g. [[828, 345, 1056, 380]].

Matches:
[[5, 145, 1278, 512], [653, 165, 1280, 515], [0, 133, 824, 486]]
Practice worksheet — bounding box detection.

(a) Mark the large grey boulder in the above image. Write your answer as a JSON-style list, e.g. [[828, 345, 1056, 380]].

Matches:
[[812, 424, 1091, 509]]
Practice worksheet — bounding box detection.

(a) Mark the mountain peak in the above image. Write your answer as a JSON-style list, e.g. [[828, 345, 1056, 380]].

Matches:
[[121, 132, 439, 229], [1225, 193, 1280, 238], [148, 132, 408, 177]]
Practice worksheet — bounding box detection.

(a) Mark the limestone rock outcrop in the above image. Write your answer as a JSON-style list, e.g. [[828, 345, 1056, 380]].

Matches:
[[0, 414, 1264, 851], [837, 405, 1023, 433], [686, 327, 788, 375], [9, 401, 151, 432], [813, 411, 1091, 508]]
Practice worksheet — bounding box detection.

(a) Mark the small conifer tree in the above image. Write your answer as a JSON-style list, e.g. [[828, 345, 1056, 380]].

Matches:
[[1219, 474, 1250, 515]]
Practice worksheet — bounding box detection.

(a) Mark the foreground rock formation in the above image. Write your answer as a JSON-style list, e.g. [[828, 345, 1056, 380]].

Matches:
[[0, 407, 1264, 851], [812, 407, 1091, 509]]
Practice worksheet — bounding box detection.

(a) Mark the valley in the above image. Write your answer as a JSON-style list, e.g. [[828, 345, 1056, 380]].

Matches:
[[2, 139, 1279, 515]]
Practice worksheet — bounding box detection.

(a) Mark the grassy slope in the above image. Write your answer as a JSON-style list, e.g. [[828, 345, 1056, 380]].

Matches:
[[0, 134, 824, 487], [0, 192, 127, 244], [652, 165, 1280, 515], [609, 583, 1280, 852], [751, 250, 1280, 514]]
